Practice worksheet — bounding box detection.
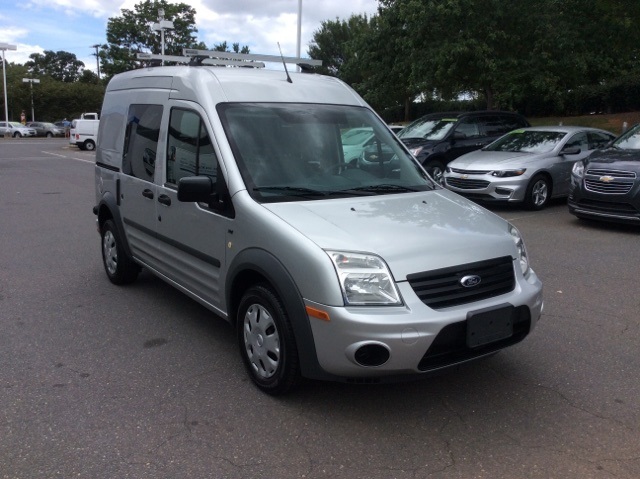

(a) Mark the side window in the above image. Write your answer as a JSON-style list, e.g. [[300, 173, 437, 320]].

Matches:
[[166, 109, 218, 186], [588, 132, 614, 150], [564, 132, 588, 151], [478, 116, 508, 137], [122, 104, 163, 182], [455, 119, 480, 138], [501, 115, 528, 132]]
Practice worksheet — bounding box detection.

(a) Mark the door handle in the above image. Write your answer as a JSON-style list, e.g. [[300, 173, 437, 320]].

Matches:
[[158, 194, 172, 206], [142, 189, 154, 199]]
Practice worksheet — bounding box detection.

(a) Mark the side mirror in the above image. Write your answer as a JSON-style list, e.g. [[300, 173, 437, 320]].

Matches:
[[561, 146, 581, 156], [177, 176, 214, 203]]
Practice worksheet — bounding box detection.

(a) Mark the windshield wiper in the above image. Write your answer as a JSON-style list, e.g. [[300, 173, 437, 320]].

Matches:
[[253, 186, 329, 197], [347, 184, 422, 194]]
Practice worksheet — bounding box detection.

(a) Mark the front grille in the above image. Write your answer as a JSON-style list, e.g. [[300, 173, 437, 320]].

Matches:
[[449, 167, 491, 175], [585, 178, 634, 194], [407, 256, 515, 310], [587, 168, 636, 179], [417, 306, 531, 371], [584, 169, 636, 194], [446, 177, 491, 190]]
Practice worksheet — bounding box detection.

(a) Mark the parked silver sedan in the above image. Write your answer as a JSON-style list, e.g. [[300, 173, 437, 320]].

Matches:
[[443, 126, 616, 209]]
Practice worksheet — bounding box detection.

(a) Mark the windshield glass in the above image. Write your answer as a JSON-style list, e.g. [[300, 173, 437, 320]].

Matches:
[[485, 130, 565, 153], [397, 117, 457, 141], [218, 103, 435, 203], [612, 124, 640, 150]]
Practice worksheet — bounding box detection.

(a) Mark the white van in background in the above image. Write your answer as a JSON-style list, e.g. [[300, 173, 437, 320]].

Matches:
[[69, 113, 100, 151]]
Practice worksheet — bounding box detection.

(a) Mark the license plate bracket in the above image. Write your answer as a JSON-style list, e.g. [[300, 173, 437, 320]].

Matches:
[[466, 305, 514, 348]]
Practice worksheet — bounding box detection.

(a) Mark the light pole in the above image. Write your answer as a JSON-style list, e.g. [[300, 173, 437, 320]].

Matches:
[[296, 0, 302, 72], [0, 42, 17, 135], [91, 44, 101, 79], [152, 9, 174, 65], [22, 78, 40, 122]]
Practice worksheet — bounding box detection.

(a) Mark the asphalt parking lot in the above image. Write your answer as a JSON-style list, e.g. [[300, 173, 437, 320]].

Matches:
[[1, 138, 639, 478]]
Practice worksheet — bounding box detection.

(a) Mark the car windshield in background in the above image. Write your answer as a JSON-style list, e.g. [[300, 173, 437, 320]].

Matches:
[[218, 103, 435, 202], [397, 118, 457, 141], [485, 130, 565, 153], [612, 124, 640, 151], [341, 128, 373, 146]]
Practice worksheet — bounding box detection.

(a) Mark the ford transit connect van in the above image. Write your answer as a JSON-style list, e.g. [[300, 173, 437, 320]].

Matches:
[[93, 50, 543, 394]]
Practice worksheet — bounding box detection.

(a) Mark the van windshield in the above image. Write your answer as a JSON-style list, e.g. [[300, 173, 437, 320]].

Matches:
[[218, 103, 435, 203]]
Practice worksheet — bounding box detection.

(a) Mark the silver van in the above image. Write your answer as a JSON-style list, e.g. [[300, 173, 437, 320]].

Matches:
[[93, 51, 543, 394]]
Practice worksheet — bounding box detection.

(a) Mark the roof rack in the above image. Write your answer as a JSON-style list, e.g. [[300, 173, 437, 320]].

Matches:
[[136, 49, 322, 70]]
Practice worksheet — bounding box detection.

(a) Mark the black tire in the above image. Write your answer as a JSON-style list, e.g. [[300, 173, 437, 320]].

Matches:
[[101, 219, 140, 285], [13, 132, 21, 138], [524, 174, 551, 210], [84, 140, 96, 151], [237, 284, 301, 395], [46, 132, 53, 138], [424, 160, 445, 184]]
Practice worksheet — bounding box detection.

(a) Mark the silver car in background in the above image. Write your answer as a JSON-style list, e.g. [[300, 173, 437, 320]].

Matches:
[[0, 121, 37, 138], [443, 126, 615, 209]]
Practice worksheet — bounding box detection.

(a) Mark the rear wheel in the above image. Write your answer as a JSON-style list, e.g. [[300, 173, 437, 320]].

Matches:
[[237, 284, 301, 395], [101, 219, 140, 284], [84, 140, 96, 151], [524, 174, 551, 210]]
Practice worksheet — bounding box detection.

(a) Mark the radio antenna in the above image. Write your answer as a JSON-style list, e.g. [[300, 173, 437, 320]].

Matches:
[[277, 43, 293, 83]]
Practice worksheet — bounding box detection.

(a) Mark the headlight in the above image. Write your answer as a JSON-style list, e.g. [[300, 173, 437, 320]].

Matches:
[[326, 251, 402, 306], [409, 146, 424, 156], [508, 224, 530, 277], [572, 161, 584, 178], [492, 169, 526, 177]]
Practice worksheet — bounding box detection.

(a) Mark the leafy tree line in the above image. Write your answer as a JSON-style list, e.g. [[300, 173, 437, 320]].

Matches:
[[308, 0, 640, 121], [0, 0, 247, 122]]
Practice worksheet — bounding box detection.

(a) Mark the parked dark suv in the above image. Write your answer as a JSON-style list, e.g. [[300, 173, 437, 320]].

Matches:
[[568, 123, 640, 224], [397, 111, 530, 182]]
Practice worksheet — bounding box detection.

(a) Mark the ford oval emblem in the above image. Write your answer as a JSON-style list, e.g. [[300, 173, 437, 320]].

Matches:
[[460, 275, 481, 288]]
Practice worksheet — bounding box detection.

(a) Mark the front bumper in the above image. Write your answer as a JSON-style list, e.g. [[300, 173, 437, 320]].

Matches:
[[444, 172, 530, 203], [306, 267, 543, 380], [568, 177, 640, 224]]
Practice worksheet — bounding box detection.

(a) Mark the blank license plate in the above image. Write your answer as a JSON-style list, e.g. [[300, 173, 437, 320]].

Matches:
[[466, 305, 514, 348]]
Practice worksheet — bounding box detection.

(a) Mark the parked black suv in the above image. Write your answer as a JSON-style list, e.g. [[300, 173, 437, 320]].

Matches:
[[568, 123, 640, 224], [397, 111, 530, 182]]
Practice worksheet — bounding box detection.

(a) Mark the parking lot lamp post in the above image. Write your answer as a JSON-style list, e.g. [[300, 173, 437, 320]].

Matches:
[[152, 9, 174, 65], [22, 78, 40, 122], [0, 42, 17, 136]]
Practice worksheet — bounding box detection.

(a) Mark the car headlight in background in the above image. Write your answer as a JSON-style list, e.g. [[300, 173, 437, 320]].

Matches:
[[508, 224, 530, 277], [326, 251, 402, 306], [571, 161, 585, 178], [491, 169, 526, 177]]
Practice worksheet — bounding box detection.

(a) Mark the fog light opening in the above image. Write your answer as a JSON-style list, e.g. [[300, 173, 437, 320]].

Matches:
[[495, 187, 513, 196], [354, 343, 390, 367]]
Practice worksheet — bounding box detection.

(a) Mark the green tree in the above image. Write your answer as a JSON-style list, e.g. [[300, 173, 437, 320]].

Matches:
[[24, 50, 85, 83]]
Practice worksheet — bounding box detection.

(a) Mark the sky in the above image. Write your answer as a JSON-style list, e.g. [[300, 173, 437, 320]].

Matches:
[[0, 0, 379, 73]]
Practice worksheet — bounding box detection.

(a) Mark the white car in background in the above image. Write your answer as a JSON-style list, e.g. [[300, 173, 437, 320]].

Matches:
[[0, 121, 36, 137], [443, 126, 616, 210]]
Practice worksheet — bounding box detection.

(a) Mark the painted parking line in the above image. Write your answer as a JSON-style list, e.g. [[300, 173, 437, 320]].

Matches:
[[42, 150, 94, 164]]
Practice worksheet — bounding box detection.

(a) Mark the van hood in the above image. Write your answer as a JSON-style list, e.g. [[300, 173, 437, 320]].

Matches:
[[262, 189, 516, 280]]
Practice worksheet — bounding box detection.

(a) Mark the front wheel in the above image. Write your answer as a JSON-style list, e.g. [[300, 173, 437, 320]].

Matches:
[[46, 132, 53, 138], [237, 285, 301, 395], [101, 219, 140, 284], [424, 160, 445, 185], [524, 174, 551, 210], [13, 132, 21, 138]]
